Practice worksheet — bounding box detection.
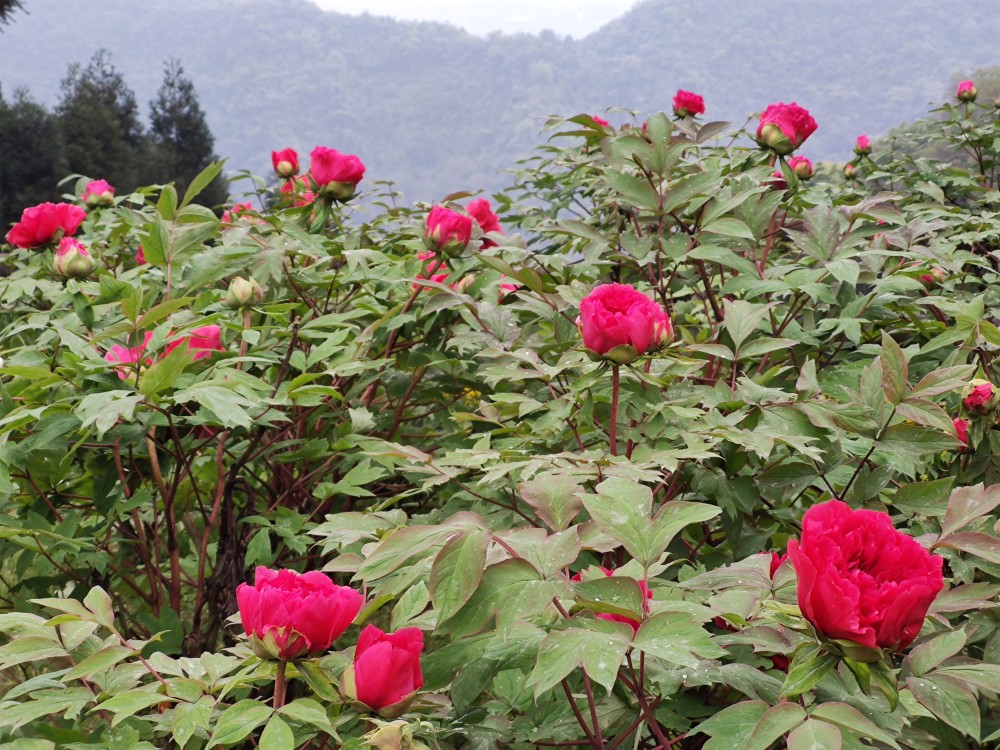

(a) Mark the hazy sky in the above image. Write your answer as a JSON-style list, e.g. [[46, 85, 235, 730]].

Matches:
[[310, 0, 638, 37]]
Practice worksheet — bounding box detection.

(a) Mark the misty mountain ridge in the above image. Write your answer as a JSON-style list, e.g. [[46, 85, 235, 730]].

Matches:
[[0, 0, 998, 203]]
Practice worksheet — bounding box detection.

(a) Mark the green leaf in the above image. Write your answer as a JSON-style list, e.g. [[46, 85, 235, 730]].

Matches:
[[526, 625, 631, 696], [429, 529, 490, 624], [780, 645, 838, 698], [631, 611, 726, 667], [786, 719, 841, 750], [810, 702, 900, 748], [906, 630, 967, 677], [208, 699, 273, 746], [604, 169, 660, 212], [871, 658, 899, 711], [907, 675, 980, 739], [172, 696, 214, 748], [940, 483, 1000, 537], [693, 701, 768, 748], [63, 645, 133, 680], [172, 384, 255, 429], [745, 702, 807, 750], [139, 345, 194, 397], [519, 472, 584, 531], [278, 698, 334, 732], [83, 587, 115, 628], [573, 575, 643, 620], [181, 161, 224, 208], [97, 690, 169, 727], [76, 391, 145, 438], [879, 331, 908, 405], [259, 714, 295, 750], [582, 478, 719, 566]]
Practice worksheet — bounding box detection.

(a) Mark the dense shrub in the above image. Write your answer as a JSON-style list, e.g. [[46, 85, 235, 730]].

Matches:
[[1, 83, 1000, 749]]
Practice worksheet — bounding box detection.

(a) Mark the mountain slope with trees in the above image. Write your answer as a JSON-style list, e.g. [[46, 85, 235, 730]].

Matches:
[[0, 0, 997, 204]]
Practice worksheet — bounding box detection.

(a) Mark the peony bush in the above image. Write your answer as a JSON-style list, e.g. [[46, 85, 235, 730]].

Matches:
[[1, 83, 1000, 749]]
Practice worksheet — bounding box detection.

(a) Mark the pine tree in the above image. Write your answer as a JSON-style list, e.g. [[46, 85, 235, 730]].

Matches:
[[147, 60, 228, 207], [0, 86, 65, 228], [56, 49, 144, 190], [0, 0, 23, 29]]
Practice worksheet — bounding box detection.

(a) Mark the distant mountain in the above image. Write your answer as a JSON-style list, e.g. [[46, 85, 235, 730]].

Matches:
[[0, 0, 998, 203]]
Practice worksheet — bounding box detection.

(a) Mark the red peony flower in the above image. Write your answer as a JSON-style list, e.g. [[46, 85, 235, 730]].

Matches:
[[237, 566, 364, 661], [788, 499, 944, 651], [82, 179, 115, 207], [6, 202, 87, 249], [467, 198, 502, 247], [578, 283, 672, 364], [347, 625, 424, 714], [309, 146, 366, 201], [673, 89, 705, 117], [854, 134, 872, 155], [164, 325, 225, 361], [135, 245, 147, 266], [271, 148, 299, 178], [756, 102, 818, 155], [425, 206, 474, 256]]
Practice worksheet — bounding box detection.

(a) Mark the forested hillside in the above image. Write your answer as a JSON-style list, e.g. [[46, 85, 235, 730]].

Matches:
[[0, 0, 998, 202]]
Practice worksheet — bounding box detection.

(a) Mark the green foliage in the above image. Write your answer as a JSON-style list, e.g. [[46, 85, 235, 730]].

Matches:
[[2, 77, 1000, 749]]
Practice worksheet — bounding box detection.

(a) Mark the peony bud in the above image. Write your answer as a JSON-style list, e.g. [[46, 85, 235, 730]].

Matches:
[[854, 134, 871, 156], [843, 162, 857, 180], [956, 80, 978, 103], [963, 379, 995, 414], [82, 179, 115, 208], [424, 206, 473, 257], [310, 146, 366, 202], [954, 418, 969, 448], [225, 276, 264, 308], [788, 155, 814, 180], [271, 148, 299, 179], [53, 237, 97, 278]]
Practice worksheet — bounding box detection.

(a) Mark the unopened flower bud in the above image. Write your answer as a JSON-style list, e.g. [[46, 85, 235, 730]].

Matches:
[[843, 163, 857, 180], [956, 80, 978, 103], [225, 276, 263, 308], [53, 237, 97, 278], [789, 155, 814, 180]]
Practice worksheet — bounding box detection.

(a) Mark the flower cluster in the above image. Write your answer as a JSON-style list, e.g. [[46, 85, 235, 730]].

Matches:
[[238, 567, 423, 714]]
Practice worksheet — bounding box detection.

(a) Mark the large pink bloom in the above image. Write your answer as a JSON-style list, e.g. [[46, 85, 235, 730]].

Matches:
[[7, 202, 87, 249], [164, 325, 225, 361], [788, 500, 943, 650], [578, 283, 671, 362], [756, 102, 818, 155], [236, 566, 364, 660], [353, 625, 424, 710]]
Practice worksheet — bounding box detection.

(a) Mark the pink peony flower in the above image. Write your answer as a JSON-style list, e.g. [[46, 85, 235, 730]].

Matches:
[[672, 89, 705, 117], [424, 206, 473, 256], [164, 325, 225, 361], [467, 198, 502, 248], [788, 155, 814, 180], [756, 102, 818, 155], [578, 283, 672, 364], [237, 566, 364, 660], [854, 134, 872, 155], [592, 115, 610, 127], [104, 332, 155, 379], [309, 146, 366, 201], [954, 418, 969, 447], [956, 80, 977, 102], [6, 202, 87, 249]]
